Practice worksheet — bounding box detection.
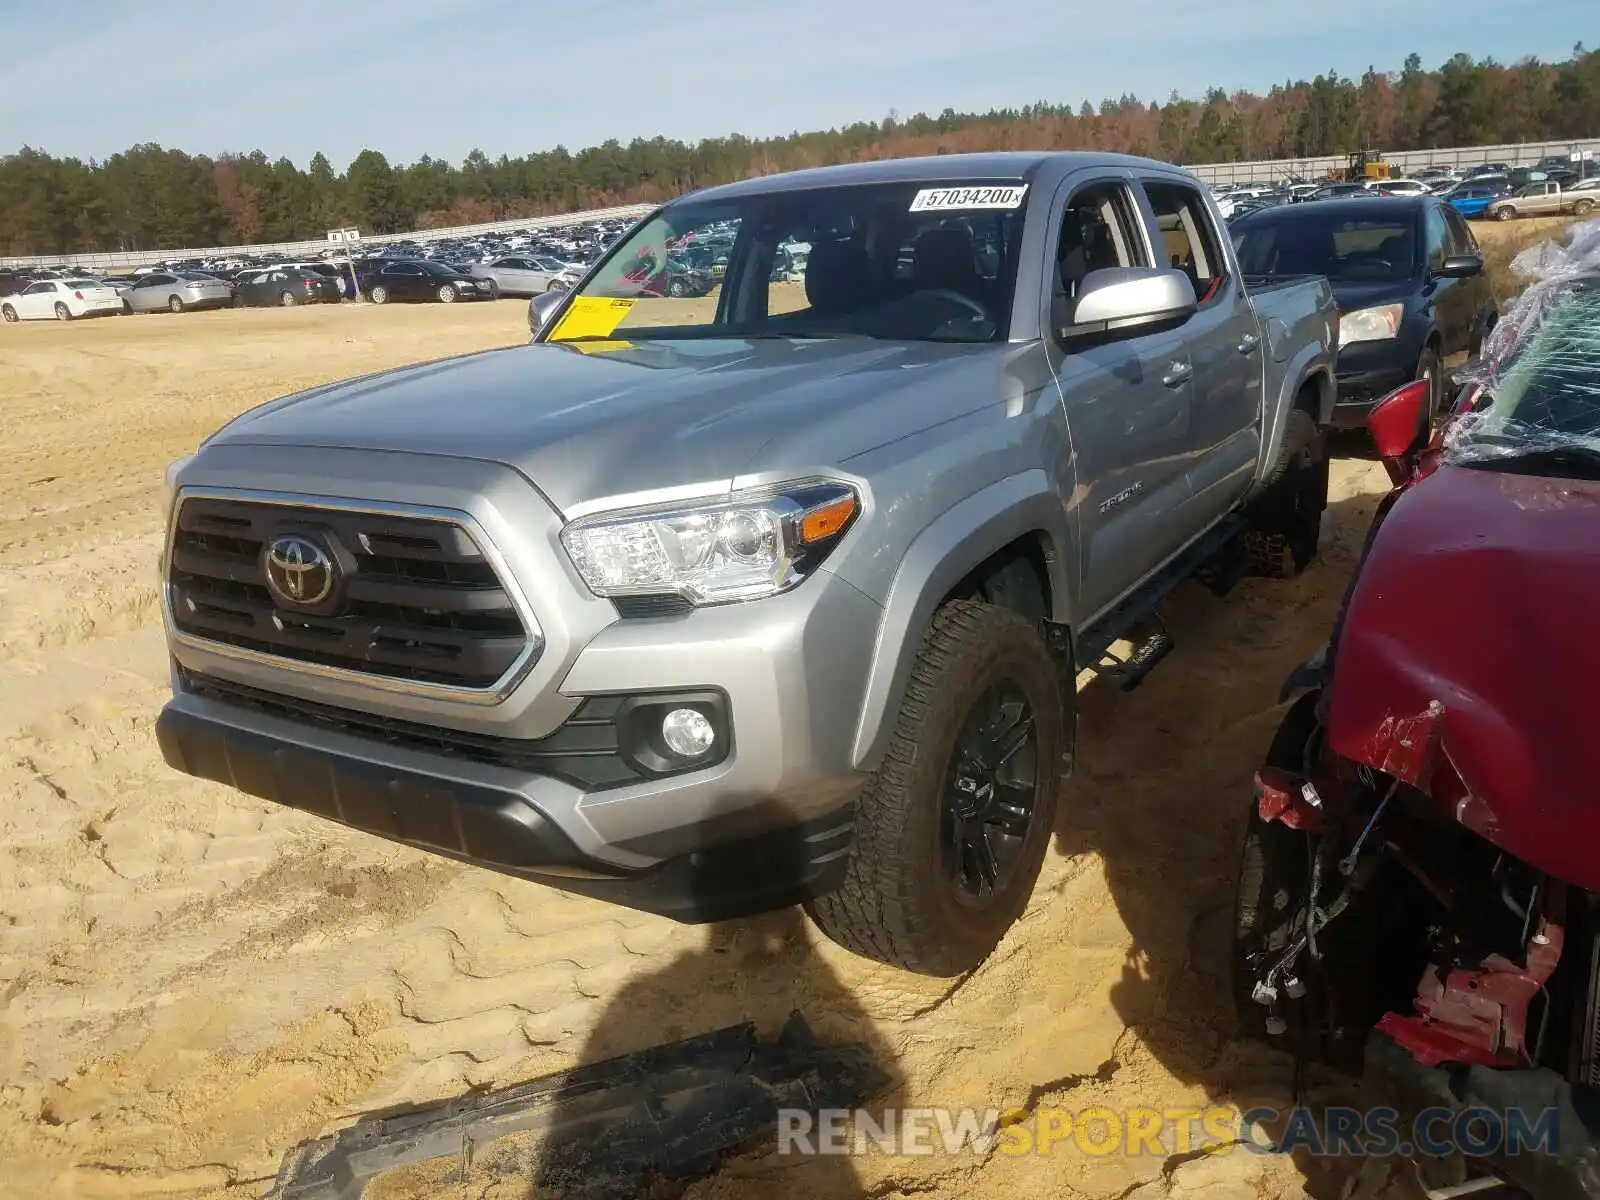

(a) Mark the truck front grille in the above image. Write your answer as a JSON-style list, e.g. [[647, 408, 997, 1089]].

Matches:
[[166, 496, 532, 690]]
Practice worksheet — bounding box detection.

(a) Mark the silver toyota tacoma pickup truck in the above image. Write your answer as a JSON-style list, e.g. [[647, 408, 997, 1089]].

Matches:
[[158, 152, 1337, 976]]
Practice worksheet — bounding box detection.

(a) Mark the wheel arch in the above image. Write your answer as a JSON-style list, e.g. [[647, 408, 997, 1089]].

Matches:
[[848, 470, 1073, 771]]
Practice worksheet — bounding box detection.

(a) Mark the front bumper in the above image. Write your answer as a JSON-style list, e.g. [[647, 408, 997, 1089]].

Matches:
[[157, 692, 855, 921], [1331, 365, 1415, 428]]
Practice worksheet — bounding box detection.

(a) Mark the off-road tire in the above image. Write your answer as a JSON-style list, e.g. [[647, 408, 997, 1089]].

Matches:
[[805, 600, 1063, 977], [1244, 408, 1326, 578]]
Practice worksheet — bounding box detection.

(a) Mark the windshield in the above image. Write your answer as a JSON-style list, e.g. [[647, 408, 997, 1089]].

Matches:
[[1449, 277, 1600, 463], [1232, 214, 1417, 281], [544, 178, 1031, 344]]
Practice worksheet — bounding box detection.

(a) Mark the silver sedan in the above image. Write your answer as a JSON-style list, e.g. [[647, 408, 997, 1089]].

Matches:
[[124, 271, 235, 313], [467, 255, 575, 297]]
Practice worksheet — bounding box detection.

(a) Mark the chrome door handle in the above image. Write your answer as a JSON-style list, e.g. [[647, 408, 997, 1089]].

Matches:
[[1238, 332, 1260, 354], [1162, 361, 1192, 388]]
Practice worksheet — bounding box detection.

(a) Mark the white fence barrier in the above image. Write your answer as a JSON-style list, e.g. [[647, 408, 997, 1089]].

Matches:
[[1185, 137, 1600, 185], [5, 134, 1599, 268]]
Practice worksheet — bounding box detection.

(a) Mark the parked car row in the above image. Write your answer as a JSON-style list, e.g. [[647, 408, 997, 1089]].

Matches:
[[1214, 153, 1600, 223]]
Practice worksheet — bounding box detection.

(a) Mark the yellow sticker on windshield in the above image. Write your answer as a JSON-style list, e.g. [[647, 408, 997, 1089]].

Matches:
[[547, 297, 635, 341]]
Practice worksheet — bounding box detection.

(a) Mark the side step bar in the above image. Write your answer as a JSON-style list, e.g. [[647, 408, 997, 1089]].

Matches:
[[1077, 517, 1246, 691]]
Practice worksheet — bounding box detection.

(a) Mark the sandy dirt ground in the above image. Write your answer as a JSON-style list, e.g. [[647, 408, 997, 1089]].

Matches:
[[0, 221, 1561, 1200]]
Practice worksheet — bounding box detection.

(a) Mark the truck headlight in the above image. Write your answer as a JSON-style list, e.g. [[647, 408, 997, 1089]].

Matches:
[[561, 480, 860, 606], [1338, 303, 1403, 346]]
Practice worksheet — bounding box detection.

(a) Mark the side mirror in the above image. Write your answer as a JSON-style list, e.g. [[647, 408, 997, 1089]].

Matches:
[[1367, 378, 1432, 484], [1435, 254, 1483, 279], [1058, 267, 1198, 341], [528, 289, 566, 337]]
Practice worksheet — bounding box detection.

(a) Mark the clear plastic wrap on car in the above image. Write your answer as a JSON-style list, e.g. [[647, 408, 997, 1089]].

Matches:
[[1444, 218, 1600, 463]]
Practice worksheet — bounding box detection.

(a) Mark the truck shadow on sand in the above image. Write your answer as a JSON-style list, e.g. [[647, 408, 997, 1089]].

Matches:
[[1048, 483, 1432, 1198], [525, 900, 894, 1200]]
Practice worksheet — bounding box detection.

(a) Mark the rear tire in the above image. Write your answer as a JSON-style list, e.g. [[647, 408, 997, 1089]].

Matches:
[[1, 305, 17, 323], [1415, 341, 1444, 420], [1575, 199, 1596, 216], [1494, 206, 1515, 221], [369, 286, 388, 305], [805, 600, 1063, 976], [168, 295, 184, 313], [280, 291, 297, 307], [1244, 408, 1326, 578], [54, 302, 72, 321]]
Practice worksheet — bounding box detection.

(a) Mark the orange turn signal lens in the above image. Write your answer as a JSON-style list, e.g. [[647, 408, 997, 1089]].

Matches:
[[797, 495, 858, 545]]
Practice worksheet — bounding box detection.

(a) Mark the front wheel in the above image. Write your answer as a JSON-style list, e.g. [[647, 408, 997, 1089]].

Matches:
[[438, 284, 457, 303], [54, 302, 72, 321], [806, 601, 1063, 976], [369, 286, 388, 305], [1, 305, 17, 324]]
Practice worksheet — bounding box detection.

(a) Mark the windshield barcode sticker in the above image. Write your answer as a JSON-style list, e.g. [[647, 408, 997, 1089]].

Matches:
[[909, 185, 1028, 212]]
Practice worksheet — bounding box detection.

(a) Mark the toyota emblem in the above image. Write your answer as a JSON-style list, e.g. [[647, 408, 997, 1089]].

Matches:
[[263, 534, 336, 607]]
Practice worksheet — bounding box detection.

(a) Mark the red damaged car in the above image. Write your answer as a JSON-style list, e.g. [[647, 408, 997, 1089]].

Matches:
[[1232, 250, 1600, 1197]]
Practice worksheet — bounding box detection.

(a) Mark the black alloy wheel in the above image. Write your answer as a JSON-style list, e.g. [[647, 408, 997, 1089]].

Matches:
[[941, 682, 1040, 903]]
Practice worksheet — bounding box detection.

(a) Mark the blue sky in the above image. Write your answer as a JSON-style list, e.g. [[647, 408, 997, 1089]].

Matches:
[[1, 0, 1591, 169]]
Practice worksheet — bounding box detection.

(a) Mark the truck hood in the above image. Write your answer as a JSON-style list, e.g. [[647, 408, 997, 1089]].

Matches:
[[208, 336, 999, 513], [1325, 462, 1600, 889]]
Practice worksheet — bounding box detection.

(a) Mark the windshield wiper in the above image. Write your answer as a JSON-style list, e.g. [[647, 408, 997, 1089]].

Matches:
[[1463, 442, 1600, 479]]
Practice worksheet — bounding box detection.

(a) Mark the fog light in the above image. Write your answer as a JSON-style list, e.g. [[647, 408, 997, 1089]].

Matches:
[[661, 708, 716, 758]]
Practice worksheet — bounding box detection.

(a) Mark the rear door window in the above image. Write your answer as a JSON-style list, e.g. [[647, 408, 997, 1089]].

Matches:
[[1140, 180, 1227, 302]]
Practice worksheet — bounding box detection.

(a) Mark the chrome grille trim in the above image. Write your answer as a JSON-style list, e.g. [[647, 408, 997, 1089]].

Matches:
[[162, 487, 544, 705]]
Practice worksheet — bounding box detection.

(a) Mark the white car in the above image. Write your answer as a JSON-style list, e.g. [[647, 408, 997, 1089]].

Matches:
[[1374, 178, 1432, 195], [1, 278, 124, 323]]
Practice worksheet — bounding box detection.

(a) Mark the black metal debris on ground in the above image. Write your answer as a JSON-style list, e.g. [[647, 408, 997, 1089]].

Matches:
[[266, 1012, 891, 1199]]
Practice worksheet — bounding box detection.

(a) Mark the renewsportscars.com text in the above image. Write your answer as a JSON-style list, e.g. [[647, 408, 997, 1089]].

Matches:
[[776, 1104, 1559, 1159]]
